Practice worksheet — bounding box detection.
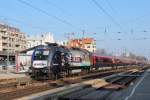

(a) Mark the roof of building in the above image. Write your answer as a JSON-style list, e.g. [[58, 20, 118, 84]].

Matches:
[[82, 38, 95, 44], [70, 38, 95, 44]]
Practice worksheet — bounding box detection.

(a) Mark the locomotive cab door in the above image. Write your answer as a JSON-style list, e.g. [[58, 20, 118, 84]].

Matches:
[[51, 50, 62, 79]]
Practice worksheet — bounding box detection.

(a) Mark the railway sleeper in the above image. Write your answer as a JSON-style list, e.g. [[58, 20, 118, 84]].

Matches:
[[106, 76, 123, 83], [115, 76, 137, 86], [105, 71, 132, 82], [111, 77, 127, 84], [59, 87, 96, 100], [16, 81, 30, 88], [77, 90, 113, 100]]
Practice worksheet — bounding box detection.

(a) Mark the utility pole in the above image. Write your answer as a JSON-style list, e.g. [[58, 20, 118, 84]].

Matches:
[[82, 30, 85, 39], [64, 33, 70, 41], [41, 34, 44, 45], [82, 30, 85, 49], [104, 27, 107, 34], [64, 32, 75, 47], [131, 29, 133, 34], [64, 32, 75, 41]]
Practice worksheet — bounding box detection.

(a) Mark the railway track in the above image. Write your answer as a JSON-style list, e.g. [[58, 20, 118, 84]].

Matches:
[[0, 66, 146, 100], [60, 69, 145, 100]]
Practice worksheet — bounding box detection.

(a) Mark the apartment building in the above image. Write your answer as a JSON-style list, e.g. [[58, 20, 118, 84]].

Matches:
[[68, 38, 96, 53], [0, 23, 26, 53], [26, 32, 55, 49]]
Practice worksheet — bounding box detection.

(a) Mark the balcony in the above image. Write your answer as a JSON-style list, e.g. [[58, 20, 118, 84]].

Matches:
[[2, 39, 8, 43], [1, 33, 8, 38]]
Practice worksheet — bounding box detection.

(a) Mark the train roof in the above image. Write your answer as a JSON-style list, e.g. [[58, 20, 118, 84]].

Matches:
[[93, 55, 113, 59]]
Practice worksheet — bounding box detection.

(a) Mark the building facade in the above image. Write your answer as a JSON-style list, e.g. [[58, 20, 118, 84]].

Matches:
[[0, 23, 26, 53], [68, 38, 96, 53], [27, 32, 55, 49]]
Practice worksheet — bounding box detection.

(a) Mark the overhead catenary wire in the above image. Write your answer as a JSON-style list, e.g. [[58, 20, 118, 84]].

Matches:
[[96, 37, 150, 41], [17, 0, 81, 31], [105, 0, 117, 14], [45, 0, 73, 17], [125, 11, 150, 31], [91, 0, 125, 33], [0, 16, 50, 30], [127, 12, 150, 25], [45, 0, 85, 27]]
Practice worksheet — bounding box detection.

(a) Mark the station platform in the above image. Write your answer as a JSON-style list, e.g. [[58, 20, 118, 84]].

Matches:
[[0, 73, 26, 80], [0, 72, 31, 85], [124, 69, 150, 100]]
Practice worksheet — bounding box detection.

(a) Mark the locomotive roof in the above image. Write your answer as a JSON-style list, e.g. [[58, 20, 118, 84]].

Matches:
[[19, 45, 44, 53]]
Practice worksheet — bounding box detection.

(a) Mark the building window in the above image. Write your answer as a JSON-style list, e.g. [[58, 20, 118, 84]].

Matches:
[[87, 46, 90, 48], [93, 50, 95, 53]]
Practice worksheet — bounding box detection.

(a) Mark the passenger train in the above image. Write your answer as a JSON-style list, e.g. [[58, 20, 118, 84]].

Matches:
[[29, 43, 145, 80]]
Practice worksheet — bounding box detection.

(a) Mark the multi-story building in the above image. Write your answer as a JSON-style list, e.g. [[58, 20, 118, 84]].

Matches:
[[0, 23, 26, 53], [68, 38, 96, 53], [0, 23, 26, 66], [26, 32, 55, 49]]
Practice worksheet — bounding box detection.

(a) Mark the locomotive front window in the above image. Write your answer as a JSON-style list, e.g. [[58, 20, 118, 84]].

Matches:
[[34, 50, 49, 60]]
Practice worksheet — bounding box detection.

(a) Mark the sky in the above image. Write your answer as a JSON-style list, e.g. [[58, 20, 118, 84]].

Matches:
[[0, 0, 150, 58]]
